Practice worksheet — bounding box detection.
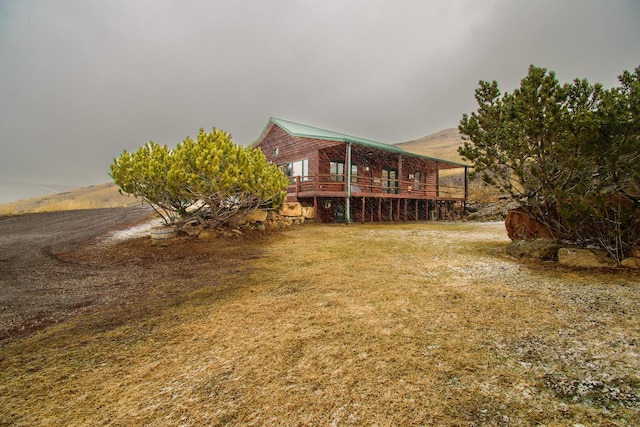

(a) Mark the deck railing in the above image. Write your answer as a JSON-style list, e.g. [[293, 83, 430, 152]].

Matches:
[[287, 174, 466, 199]]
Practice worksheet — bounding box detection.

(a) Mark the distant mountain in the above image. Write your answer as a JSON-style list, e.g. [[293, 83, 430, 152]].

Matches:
[[395, 128, 467, 164], [0, 181, 80, 205], [0, 182, 140, 216]]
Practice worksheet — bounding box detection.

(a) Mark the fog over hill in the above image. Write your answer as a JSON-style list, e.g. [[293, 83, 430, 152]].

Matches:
[[0, 182, 138, 216], [0, 181, 79, 205]]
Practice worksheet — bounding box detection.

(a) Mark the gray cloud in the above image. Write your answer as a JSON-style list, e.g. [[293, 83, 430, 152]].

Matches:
[[1, 0, 638, 193]]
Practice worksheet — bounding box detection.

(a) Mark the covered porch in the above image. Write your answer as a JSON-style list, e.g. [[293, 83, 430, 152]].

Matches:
[[286, 140, 468, 223]]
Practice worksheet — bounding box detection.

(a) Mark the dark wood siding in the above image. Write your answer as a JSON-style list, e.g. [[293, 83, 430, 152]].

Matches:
[[256, 124, 342, 178]]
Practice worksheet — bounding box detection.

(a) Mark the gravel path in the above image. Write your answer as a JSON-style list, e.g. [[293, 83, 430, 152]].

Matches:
[[0, 207, 153, 341]]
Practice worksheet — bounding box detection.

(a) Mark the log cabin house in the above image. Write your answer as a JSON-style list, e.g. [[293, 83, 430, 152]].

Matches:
[[251, 117, 469, 223]]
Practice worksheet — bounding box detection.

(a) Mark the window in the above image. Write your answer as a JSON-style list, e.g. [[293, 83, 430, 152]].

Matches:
[[382, 168, 398, 194], [330, 161, 344, 181], [351, 164, 358, 183], [414, 171, 421, 189], [285, 159, 308, 181], [330, 161, 358, 182]]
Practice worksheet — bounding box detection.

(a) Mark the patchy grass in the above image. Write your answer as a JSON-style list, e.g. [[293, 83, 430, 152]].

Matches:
[[1, 221, 639, 426]]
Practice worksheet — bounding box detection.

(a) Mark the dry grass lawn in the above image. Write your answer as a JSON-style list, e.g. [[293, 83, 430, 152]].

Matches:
[[1, 221, 639, 426]]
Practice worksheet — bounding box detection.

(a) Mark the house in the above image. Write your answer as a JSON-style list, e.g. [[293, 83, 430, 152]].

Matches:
[[251, 117, 468, 223]]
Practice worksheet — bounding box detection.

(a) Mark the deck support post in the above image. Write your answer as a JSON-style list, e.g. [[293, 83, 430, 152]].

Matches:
[[361, 197, 365, 224], [463, 166, 468, 216], [378, 198, 382, 222], [346, 142, 352, 224], [313, 196, 318, 223]]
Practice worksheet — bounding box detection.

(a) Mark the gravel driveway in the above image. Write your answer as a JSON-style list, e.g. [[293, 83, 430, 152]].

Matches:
[[0, 207, 153, 341]]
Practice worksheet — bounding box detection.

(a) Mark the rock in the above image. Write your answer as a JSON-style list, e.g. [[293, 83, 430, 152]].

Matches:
[[266, 211, 278, 221], [244, 209, 268, 223], [254, 222, 267, 232], [557, 248, 617, 269], [465, 200, 519, 221], [506, 238, 561, 260], [302, 206, 315, 219], [621, 257, 640, 269], [629, 247, 640, 258], [468, 207, 499, 221], [231, 229, 243, 236], [280, 202, 302, 217], [198, 230, 213, 240], [505, 208, 555, 240], [181, 223, 202, 237]]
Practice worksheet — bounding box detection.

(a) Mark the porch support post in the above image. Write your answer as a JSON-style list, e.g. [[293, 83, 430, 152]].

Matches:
[[346, 142, 352, 224], [378, 198, 382, 222], [398, 154, 403, 195], [463, 166, 468, 215], [435, 162, 440, 198], [361, 196, 365, 224]]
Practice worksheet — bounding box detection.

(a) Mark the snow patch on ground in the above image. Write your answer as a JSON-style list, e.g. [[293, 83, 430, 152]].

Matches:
[[103, 218, 164, 243]]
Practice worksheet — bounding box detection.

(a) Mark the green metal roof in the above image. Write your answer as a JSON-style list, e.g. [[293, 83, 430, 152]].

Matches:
[[252, 117, 468, 168]]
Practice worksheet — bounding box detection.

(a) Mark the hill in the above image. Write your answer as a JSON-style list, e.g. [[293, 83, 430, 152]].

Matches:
[[395, 128, 466, 163], [0, 182, 141, 216], [397, 128, 503, 206]]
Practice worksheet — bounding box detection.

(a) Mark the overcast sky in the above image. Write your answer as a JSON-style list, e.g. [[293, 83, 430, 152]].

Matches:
[[1, 0, 639, 196]]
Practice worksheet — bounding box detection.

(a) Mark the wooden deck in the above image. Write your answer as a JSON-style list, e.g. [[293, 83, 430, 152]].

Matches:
[[286, 175, 466, 201], [286, 175, 466, 223]]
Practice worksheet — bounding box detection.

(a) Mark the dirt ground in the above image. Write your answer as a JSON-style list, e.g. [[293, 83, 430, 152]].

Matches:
[[0, 207, 156, 341]]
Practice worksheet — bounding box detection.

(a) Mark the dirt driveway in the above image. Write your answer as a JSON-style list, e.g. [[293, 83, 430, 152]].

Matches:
[[0, 207, 153, 341]]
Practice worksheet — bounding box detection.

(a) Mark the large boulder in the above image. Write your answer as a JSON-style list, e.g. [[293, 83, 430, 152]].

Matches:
[[505, 207, 555, 240], [506, 238, 561, 260], [557, 248, 617, 269]]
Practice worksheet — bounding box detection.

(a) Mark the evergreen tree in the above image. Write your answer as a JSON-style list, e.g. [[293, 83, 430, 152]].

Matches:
[[111, 128, 289, 228], [459, 65, 640, 263]]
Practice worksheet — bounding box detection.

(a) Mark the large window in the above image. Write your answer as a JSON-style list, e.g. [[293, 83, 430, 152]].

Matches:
[[414, 171, 421, 189], [330, 161, 358, 182], [285, 159, 308, 181]]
